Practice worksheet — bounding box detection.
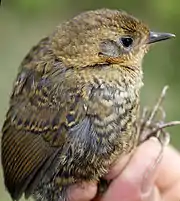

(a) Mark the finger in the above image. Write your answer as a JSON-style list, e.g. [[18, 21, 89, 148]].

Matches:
[[105, 151, 133, 180], [156, 145, 180, 193], [101, 137, 162, 201], [162, 180, 180, 201], [68, 182, 97, 201], [144, 186, 162, 201]]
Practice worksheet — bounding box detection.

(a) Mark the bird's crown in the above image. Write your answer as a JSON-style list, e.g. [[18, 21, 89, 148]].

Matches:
[[51, 9, 174, 69]]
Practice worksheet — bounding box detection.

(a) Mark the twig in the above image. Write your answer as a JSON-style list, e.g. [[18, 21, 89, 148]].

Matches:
[[139, 85, 180, 146], [146, 85, 169, 127], [146, 121, 180, 137]]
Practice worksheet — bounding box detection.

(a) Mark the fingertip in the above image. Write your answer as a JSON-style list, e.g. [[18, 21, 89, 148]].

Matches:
[[105, 152, 132, 180], [106, 137, 162, 181], [101, 137, 163, 201], [156, 145, 180, 192], [68, 182, 97, 201], [162, 180, 180, 201]]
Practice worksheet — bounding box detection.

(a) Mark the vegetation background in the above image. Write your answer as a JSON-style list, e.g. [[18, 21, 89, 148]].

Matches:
[[0, 0, 179, 200]]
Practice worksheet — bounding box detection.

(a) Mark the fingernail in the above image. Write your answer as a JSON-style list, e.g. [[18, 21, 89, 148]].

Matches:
[[141, 137, 163, 195], [141, 186, 162, 201]]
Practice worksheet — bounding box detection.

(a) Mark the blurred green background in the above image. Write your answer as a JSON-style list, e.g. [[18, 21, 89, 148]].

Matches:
[[0, 0, 179, 200]]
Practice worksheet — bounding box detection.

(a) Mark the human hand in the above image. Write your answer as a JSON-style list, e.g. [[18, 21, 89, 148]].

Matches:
[[68, 138, 180, 201]]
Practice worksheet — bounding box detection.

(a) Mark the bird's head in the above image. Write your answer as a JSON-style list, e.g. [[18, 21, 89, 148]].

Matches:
[[52, 9, 175, 70]]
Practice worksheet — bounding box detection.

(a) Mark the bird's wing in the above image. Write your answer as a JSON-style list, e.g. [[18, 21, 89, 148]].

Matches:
[[1, 39, 87, 200]]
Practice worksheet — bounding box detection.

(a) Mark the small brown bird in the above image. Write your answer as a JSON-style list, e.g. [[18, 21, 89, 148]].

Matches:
[[1, 9, 175, 201]]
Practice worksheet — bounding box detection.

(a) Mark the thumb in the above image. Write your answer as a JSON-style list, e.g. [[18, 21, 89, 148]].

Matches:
[[101, 137, 163, 201]]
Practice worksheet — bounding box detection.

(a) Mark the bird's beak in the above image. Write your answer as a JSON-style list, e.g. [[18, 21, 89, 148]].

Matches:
[[148, 31, 175, 44]]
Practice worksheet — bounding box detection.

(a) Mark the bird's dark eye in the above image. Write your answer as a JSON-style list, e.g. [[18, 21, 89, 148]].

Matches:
[[120, 37, 133, 48]]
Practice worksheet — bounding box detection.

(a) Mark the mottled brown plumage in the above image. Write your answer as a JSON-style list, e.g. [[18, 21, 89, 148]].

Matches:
[[1, 9, 174, 201]]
